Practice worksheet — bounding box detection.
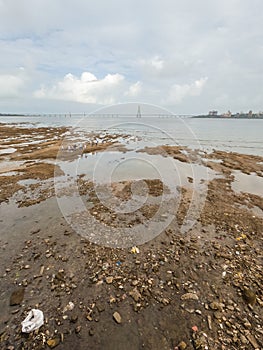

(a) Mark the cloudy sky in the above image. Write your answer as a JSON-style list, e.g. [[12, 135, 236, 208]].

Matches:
[[0, 0, 262, 114]]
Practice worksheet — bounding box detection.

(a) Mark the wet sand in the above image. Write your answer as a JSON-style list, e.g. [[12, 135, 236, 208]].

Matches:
[[0, 123, 262, 349]]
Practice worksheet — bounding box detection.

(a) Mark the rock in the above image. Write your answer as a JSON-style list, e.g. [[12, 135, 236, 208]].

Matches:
[[129, 288, 141, 302], [178, 340, 187, 349], [9, 287, 25, 306], [181, 293, 199, 301], [75, 325, 81, 333], [242, 287, 256, 306], [63, 301, 74, 313], [207, 315, 212, 330], [246, 333, 259, 349], [89, 328, 95, 336], [209, 301, 223, 311], [192, 335, 207, 349], [240, 334, 248, 345], [106, 276, 113, 284], [70, 315, 78, 323], [47, 337, 60, 348], [113, 311, 122, 324]]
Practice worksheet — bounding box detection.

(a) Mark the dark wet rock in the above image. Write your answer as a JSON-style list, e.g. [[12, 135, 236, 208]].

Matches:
[[178, 340, 187, 349], [70, 314, 78, 323], [9, 287, 25, 306], [242, 287, 256, 305]]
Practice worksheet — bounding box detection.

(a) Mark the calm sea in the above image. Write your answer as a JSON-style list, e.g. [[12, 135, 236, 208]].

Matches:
[[1, 115, 262, 156]]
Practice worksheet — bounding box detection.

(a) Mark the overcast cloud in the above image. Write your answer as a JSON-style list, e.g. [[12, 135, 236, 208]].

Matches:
[[0, 0, 262, 113]]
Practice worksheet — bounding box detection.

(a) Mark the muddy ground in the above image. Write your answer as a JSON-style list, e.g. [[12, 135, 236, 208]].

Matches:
[[0, 123, 262, 350]]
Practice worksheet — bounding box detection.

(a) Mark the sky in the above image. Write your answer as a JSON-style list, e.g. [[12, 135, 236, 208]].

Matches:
[[0, 0, 263, 114]]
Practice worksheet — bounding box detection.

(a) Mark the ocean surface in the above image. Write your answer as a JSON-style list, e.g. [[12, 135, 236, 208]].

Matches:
[[1, 115, 263, 156]]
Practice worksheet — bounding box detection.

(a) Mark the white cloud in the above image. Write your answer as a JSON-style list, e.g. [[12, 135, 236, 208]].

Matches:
[[1, 1, 263, 113], [0, 73, 25, 98], [166, 77, 208, 104], [125, 81, 142, 97], [35, 72, 125, 104], [150, 57, 164, 70]]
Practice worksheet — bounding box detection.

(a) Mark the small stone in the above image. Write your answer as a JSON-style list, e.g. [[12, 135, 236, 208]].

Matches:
[[9, 287, 25, 306], [70, 315, 78, 323], [96, 302, 105, 313], [113, 311, 122, 324], [178, 340, 187, 349], [86, 314, 93, 321], [209, 301, 223, 311], [106, 276, 113, 284], [207, 315, 212, 330], [246, 333, 259, 349], [129, 288, 141, 302], [240, 334, 248, 345], [181, 293, 199, 301], [47, 337, 60, 348], [89, 328, 95, 336], [131, 280, 139, 286], [242, 288, 256, 306], [75, 325, 81, 333]]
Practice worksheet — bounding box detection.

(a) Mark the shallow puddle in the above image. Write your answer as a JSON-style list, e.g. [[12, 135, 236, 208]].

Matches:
[[0, 147, 17, 155], [232, 171, 263, 196], [58, 151, 215, 190]]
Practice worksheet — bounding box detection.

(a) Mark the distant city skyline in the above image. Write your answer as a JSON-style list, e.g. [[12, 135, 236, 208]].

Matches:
[[0, 1, 263, 114]]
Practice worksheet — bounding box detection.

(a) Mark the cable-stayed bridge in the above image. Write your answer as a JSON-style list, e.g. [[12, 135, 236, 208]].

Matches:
[[25, 113, 194, 118]]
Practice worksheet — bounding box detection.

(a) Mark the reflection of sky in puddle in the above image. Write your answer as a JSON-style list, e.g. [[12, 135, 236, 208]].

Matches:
[[232, 171, 263, 196], [59, 151, 214, 190], [0, 161, 24, 173], [0, 147, 17, 154], [0, 171, 18, 176], [18, 178, 40, 186], [202, 158, 222, 164]]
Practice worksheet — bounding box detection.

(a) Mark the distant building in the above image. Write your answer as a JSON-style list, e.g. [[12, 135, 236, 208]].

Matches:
[[222, 110, 232, 118], [208, 110, 218, 116]]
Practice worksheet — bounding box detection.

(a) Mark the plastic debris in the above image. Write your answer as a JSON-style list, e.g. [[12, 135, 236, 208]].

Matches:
[[130, 246, 140, 254], [21, 309, 44, 333]]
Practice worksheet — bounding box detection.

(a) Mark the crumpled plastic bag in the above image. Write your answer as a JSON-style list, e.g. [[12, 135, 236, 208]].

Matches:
[[21, 309, 44, 333]]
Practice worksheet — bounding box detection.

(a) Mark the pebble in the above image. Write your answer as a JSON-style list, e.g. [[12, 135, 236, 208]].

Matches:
[[106, 276, 113, 284], [178, 340, 187, 349], [246, 333, 259, 349], [9, 287, 25, 306], [181, 293, 199, 301], [75, 325, 81, 334], [47, 337, 60, 348], [209, 301, 223, 311], [129, 288, 141, 302], [113, 311, 122, 324], [242, 287, 256, 306]]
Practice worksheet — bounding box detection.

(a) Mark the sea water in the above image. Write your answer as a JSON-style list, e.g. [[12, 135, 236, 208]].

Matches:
[[1, 115, 262, 156]]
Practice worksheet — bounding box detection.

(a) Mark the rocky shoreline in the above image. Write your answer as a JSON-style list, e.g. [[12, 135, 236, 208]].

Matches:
[[0, 122, 262, 349]]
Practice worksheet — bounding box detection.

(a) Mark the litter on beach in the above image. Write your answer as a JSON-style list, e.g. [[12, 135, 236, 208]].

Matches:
[[21, 309, 44, 333]]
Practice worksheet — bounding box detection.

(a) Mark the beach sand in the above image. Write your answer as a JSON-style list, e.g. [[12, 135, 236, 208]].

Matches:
[[0, 123, 262, 349]]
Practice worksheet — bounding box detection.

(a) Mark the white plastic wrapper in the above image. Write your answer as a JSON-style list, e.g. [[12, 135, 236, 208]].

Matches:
[[21, 309, 44, 333]]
